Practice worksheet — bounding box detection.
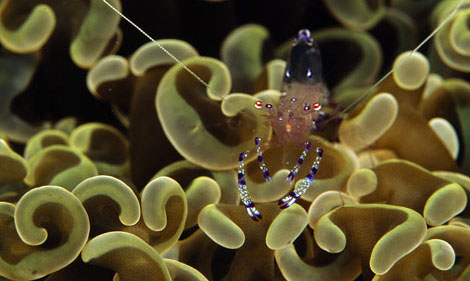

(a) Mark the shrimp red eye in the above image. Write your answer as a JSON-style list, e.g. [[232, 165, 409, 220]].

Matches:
[[313, 102, 321, 111], [255, 100, 263, 109]]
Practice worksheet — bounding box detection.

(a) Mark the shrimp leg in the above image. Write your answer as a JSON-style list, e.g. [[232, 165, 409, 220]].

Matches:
[[255, 137, 272, 182], [286, 141, 311, 182], [278, 147, 323, 209], [238, 152, 262, 221]]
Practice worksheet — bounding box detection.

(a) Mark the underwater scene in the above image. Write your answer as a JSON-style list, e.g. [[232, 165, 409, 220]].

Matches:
[[0, 0, 469, 280]]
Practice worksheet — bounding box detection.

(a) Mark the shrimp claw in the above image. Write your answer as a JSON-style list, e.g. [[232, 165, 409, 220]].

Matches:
[[278, 147, 323, 209]]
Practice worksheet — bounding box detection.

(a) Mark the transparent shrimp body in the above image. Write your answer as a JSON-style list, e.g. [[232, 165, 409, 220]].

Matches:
[[238, 29, 326, 220], [268, 29, 327, 146]]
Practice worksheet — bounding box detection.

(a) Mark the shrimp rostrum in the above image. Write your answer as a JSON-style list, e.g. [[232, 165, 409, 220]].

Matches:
[[238, 29, 326, 221]]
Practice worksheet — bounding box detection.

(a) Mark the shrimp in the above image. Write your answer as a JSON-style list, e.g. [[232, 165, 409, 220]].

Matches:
[[238, 30, 327, 220], [100, 0, 466, 221]]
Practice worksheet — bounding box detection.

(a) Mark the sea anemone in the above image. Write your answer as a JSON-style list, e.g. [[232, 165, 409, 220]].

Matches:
[[0, 0, 469, 280]]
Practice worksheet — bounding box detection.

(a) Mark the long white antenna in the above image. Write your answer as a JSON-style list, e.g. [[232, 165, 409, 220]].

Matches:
[[326, 0, 465, 121], [103, 0, 465, 119], [101, 0, 219, 95]]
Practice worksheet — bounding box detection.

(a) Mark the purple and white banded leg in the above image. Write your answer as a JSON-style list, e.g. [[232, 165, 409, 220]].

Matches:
[[238, 152, 262, 221], [278, 147, 323, 209], [286, 141, 312, 182], [255, 137, 271, 182]]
